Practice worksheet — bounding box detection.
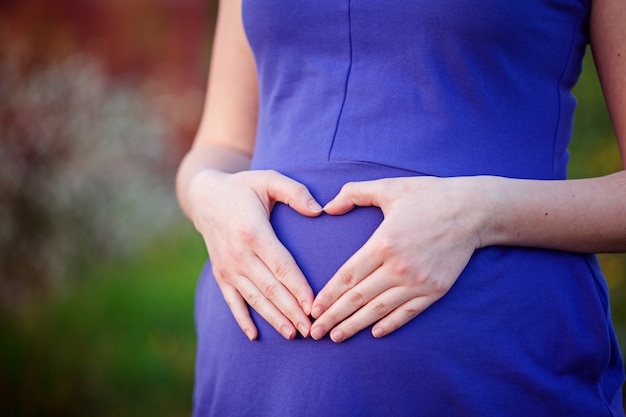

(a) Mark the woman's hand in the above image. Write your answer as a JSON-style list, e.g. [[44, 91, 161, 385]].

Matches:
[[188, 169, 323, 341], [309, 176, 489, 342]]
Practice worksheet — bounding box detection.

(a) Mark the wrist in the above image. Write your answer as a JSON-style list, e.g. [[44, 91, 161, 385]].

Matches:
[[176, 144, 251, 219], [181, 169, 227, 222], [465, 175, 507, 250]]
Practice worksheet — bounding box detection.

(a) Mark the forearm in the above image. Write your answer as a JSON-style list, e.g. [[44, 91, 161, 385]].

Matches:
[[176, 0, 258, 221], [176, 144, 251, 220], [480, 171, 626, 253], [479, 0, 626, 255]]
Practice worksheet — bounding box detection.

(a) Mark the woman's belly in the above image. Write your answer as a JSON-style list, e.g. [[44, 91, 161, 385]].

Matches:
[[249, 161, 613, 376], [267, 161, 413, 293], [193, 160, 620, 416]]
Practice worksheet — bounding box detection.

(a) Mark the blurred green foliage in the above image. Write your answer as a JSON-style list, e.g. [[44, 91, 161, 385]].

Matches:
[[0, 226, 206, 417], [0, 47, 625, 417]]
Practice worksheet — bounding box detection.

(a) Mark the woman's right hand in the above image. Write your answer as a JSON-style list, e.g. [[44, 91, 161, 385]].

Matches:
[[187, 169, 323, 341]]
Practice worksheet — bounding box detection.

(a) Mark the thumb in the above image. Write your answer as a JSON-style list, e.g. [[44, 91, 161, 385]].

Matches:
[[263, 170, 323, 216], [324, 180, 383, 215]]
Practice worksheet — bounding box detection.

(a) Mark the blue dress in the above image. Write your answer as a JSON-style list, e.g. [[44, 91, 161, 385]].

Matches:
[[193, 1, 625, 415]]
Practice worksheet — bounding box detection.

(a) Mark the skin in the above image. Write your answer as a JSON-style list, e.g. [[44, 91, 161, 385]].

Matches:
[[177, 0, 626, 343]]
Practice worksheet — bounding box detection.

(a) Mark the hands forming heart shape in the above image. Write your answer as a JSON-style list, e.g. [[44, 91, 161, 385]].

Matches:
[[188, 169, 486, 343]]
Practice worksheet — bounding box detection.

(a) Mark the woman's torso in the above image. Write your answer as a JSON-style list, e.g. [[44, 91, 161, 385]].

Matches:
[[192, 1, 624, 416]]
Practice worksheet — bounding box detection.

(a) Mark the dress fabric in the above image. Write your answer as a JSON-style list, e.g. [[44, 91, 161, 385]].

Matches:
[[192, 1, 625, 416]]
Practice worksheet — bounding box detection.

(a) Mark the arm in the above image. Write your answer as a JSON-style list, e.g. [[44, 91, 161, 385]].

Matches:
[[310, 0, 626, 342], [176, 0, 258, 215], [177, 0, 322, 341], [482, 0, 626, 252], [483, 0, 626, 253]]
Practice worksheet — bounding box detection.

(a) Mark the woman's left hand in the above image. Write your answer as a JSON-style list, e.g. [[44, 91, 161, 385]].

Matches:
[[309, 176, 489, 342]]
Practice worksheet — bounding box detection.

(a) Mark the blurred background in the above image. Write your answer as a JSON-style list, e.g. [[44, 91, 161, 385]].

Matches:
[[0, 0, 213, 415], [0, 1, 624, 416]]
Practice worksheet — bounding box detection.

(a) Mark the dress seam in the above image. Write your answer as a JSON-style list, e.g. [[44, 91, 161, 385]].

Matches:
[[327, 0, 353, 161], [552, 4, 590, 178]]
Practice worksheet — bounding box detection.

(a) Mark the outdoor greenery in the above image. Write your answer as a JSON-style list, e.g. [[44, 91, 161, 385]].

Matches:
[[0, 46, 625, 416], [0, 226, 205, 417]]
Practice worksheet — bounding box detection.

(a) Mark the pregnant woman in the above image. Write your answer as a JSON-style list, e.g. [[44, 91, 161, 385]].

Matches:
[[177, 0, 626, 415]]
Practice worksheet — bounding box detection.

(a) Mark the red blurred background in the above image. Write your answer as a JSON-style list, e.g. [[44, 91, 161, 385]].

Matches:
[[0, 0, 215, 153], [0, 0, 218, 310]]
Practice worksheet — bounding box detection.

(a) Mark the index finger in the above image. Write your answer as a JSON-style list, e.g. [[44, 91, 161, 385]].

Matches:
[[254, 227, 315, 315], [310, 235, 384, 319]]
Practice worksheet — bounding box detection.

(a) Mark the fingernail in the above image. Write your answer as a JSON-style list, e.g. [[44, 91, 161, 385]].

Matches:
[[245, 330, 256, 341], [331, 329, 345, 343], [372, 327, 384, 338], [301, 301, 311, 316], [281, 325, 294, 340], [310, 326, 325, 340], [297, 322, 310, 338], [308, 199, 323, 212], [311, 305, 324, 318]]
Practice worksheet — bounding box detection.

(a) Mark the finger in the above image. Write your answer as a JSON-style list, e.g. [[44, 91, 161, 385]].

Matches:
[[309, 269, 391, 340], [243, 255, 312, 337], [370, 296, 434, 339], [219, 283, 258, 341], [328, 287, 422, 343], [235, 274, 299, 340], [254, 230, 315, 317], [310, 234, 384, 319], [262, 170, 323, 216], [323, 180, 387, 215]]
